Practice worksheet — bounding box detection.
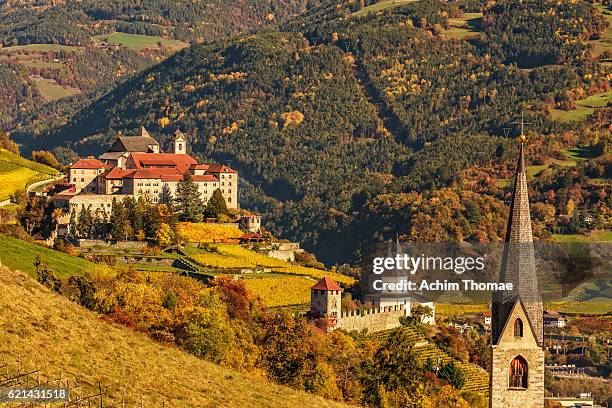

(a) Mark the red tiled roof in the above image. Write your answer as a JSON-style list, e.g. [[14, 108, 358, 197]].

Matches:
[[70, 158, 109, 169], [311, 277, 341, 291], [240, 233, 263, 239], [483, 311, 491, 317], [105, 167, 135, 179], [192, 175, 218, 182], [139, 159, 181, 166], [161, 174, 183, 182], [206, 163, 237, 173], [129, 153, 197, 172], [190, 164, 210, 170], [124, 168, 182, 180]]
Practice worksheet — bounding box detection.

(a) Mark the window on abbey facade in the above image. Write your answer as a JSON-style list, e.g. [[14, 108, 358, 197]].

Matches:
[[514, 318, 523, 337], [509, 356, 528, 388]]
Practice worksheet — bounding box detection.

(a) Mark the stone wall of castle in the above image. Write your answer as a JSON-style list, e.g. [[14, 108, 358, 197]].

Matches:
[[67, 194, 129, 215], [265, 250, 295, 262], [74, 239, 149, 250], [336, 305, 404, 333]]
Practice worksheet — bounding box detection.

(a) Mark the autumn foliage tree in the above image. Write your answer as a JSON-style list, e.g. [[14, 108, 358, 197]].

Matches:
[[154, 223, 173, 247], [361, 328, 428, 407], [31, 150, 64, 170], [260, 313, 320, 389], [0, 129, 19, 154]]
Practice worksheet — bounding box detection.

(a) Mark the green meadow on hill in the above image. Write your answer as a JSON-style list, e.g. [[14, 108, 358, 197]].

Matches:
[[0, 235, 93, 277]]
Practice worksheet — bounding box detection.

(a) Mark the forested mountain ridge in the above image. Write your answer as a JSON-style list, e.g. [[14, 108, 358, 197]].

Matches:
[[12, 0, 612, 264], [0, 0, 321, 132], [0, 0, 315, 45]]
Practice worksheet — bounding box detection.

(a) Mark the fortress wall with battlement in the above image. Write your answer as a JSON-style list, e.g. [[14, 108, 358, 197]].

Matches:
[[336, 305, 404, 333]]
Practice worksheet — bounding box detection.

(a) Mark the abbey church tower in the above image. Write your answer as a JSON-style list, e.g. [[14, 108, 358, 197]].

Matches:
[[489, 141, 544, 408], [171, 130, 187, 154]]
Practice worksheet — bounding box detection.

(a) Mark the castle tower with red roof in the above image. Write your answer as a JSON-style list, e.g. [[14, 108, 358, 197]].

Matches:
[[310, 277, 342, 327]]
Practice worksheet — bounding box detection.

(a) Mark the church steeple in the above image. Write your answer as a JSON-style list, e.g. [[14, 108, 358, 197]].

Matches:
[[504, 141, 531, 243], [492, 139, 543, 346], [171, 129, 187, 154], [489, 138, 545, 408]]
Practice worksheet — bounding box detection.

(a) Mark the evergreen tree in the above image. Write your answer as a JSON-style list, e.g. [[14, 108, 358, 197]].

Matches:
[[123, 197, 139, 239], [175, 172, 204, 222], [143, 202, 162, 238], [68, 210, 77, 237], [568, 209, 582, 234], [136, 196, 149, 233], [77, 204, 93, 238], [160, 184, 174, 206], [438, 361, 465, 389], [93, 208, 110, 239], [205, 188, 228, 218], [110, 199, 130, 241]]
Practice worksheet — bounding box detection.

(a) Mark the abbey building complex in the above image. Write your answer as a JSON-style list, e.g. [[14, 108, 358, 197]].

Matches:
[[53, 127, 238, 215]]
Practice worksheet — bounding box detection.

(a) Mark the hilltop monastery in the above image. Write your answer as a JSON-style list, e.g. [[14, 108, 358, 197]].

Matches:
[[54, 127, 238, 214]]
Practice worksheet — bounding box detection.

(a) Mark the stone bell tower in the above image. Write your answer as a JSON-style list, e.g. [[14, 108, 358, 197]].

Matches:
[[171, 129, 187, 154], [489, 139, 544, 408]]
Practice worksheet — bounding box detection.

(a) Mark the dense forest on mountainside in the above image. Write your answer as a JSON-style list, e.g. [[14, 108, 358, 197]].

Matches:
[[11, 0, 612, 264], [0, 0, 320, 130], [0, 0, 316, 45], [0, 47, 157, 127]]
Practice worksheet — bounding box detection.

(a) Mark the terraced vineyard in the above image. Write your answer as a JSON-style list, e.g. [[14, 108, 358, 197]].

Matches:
[[241, 275, 315, 307], [188, 244, 355, 284], [177, 222, 244, 243], [0, 149, 60, 201], [369, 326, 489, 395]]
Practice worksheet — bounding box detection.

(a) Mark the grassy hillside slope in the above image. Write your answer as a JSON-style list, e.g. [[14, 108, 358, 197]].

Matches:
[[0, 149, 59, 201], [0, 234, 93, 277], [0, 266, 348, 407]]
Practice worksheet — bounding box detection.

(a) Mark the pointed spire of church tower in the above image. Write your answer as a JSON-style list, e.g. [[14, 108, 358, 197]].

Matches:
[[395, 235, 403, 255], [492, 138, 543, 346], [504, 141, 531, 243]]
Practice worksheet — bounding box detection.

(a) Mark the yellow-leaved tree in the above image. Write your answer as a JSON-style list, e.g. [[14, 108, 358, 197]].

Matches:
[[154, 223, 173, 247], [158, 117, 170, 128]]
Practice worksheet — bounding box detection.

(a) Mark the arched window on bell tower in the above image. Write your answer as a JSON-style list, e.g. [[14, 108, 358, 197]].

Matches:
[[514, 318, 523, 337], [509, 356, 528, 388]]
